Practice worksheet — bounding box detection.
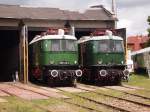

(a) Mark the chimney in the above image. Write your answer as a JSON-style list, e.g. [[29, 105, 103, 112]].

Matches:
[[112, 0, 117, 28], [112, 0, 117, 17]]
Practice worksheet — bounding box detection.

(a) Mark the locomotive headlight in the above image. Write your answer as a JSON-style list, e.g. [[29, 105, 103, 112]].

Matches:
[[98, 61, 102, 64], [49, 60, 54, 64], [74, 60, 77, 64], [121, 61, 124, 64], [123, 69, 129, 76], [99, 70, 107, 77], [51, 70, 58, 77], [75, 69, 82, 77]]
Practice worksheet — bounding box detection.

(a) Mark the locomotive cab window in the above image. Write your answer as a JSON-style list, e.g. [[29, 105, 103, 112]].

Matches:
[[98, 40, 109, 52], [94, 40, 110, 52], [66, 40, 77, 51], [92, 40, 124, 53], [62, 40, 77, 51], [113, 40, 124, 52], [41, 39, 77, 52], [51, 40, 61, 51]]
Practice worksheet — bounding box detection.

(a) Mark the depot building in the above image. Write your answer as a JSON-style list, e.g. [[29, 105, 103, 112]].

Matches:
[[0, 4, 117, 83]]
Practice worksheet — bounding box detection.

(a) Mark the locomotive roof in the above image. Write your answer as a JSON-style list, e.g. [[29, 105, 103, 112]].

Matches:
[[77, 35, 123, 43], [29, 35, 77, 44], [131, 47, 150, 56]]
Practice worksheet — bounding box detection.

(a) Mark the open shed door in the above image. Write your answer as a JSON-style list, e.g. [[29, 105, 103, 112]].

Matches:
[[19, 21, 28, 83]]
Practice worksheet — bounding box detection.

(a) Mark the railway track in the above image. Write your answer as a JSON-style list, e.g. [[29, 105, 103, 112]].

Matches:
[[75, 84, 150, 112], [64, 100, 103, 112], [57, 88, 131, 112], [2, 83, 150, 112], [122, 84, 150, 93], [77, 83, 150, 101], [76, 85, 150, 108], [32, 104, 53, 112], [1, 83, 94, 112], [4, 83, 104, 112], [0, 84, 103, 112], [0, 86, 53, 112], [104, 86, 150, 100], [121, 85, 144, 90]]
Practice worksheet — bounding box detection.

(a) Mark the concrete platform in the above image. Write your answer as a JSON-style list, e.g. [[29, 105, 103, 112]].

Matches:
[[0, 83, 48, 100], [57, 87, 86, 93], [12, 83, 70, 99]]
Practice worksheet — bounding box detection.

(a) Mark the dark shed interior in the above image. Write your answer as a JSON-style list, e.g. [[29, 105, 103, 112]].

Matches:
[[0, 30, 19, 82]]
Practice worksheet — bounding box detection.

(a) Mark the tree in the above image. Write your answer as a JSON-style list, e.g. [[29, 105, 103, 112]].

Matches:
[[148, 16, 150, 36], [145, 16, 150, 47], [144, 39, 150, 47]]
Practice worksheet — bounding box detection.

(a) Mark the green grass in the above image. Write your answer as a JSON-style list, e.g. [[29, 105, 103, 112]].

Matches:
[[0, 96, 46, 112], [32, 97, 61, 106], [123, 73, 150, 90], [123, 73, 150, 98]]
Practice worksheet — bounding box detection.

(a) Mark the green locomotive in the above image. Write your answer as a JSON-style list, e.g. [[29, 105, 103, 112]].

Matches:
[[78, 31, 129, 85], [29, 29, 82, 86]]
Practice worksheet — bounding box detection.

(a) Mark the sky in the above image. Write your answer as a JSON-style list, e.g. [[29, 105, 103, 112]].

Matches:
[[0, 0, 149, 37]]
